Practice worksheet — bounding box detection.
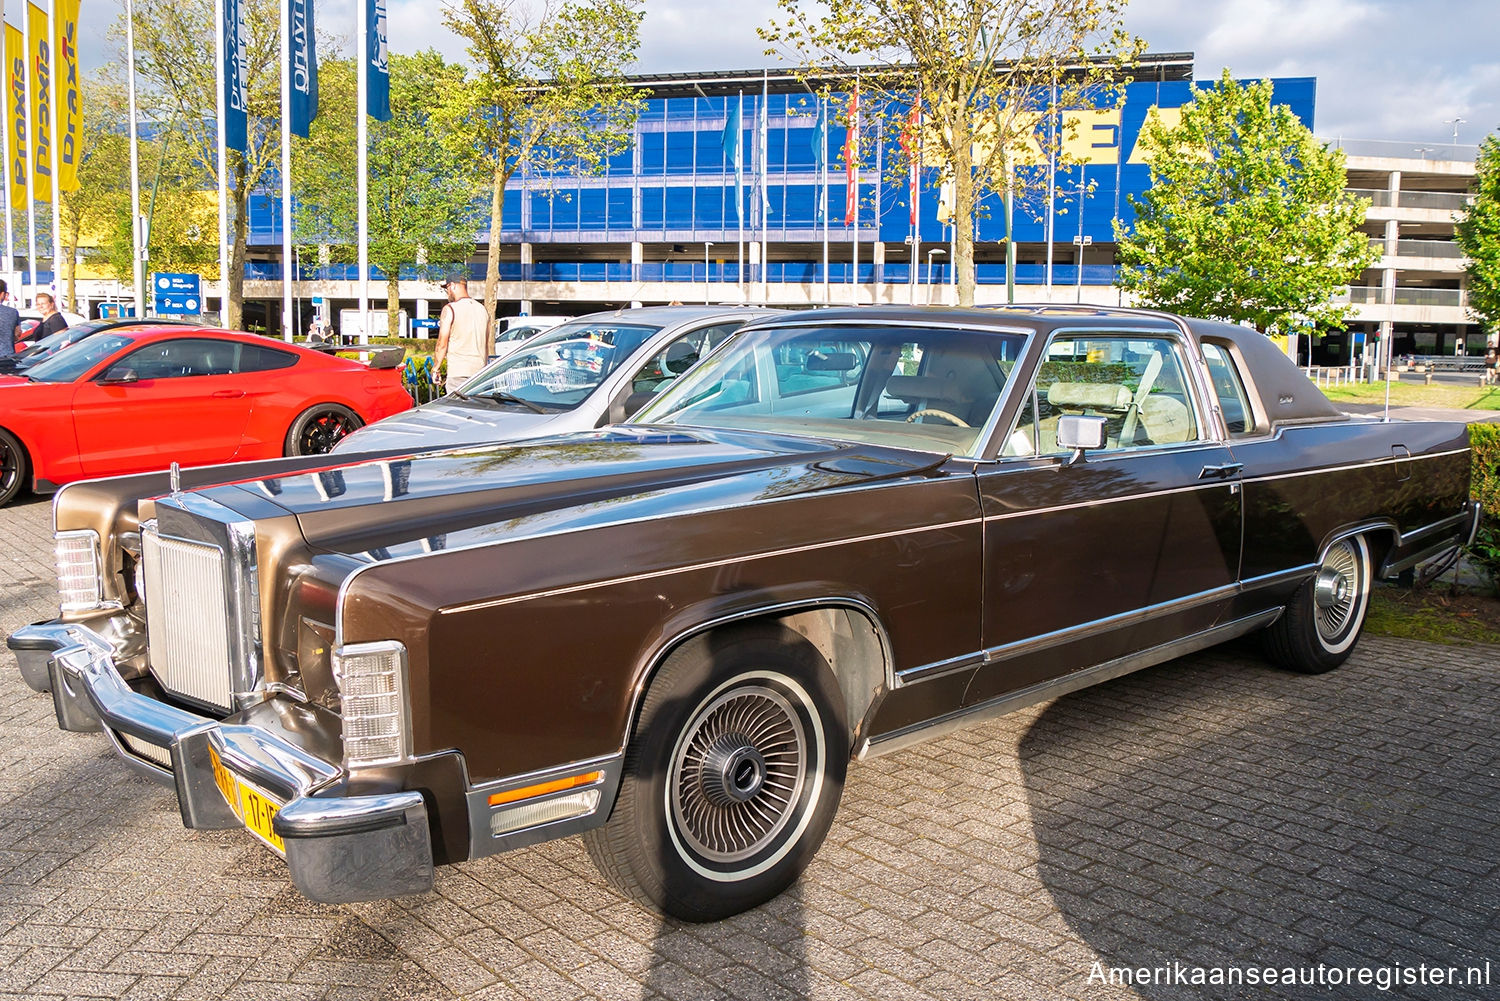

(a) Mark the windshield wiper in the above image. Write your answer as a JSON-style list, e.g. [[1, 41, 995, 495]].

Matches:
[[476, 391, 547, 414]]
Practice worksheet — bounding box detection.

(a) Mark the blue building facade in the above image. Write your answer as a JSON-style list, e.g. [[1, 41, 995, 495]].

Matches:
[[237, 57, 1316, 317]]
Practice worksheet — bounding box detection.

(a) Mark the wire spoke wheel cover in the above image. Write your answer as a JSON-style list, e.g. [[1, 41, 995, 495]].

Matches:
[[669, 684, 808, 864], [1313, 540, 1364, 645]]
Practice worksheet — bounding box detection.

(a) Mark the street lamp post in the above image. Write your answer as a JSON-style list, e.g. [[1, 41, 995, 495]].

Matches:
[[926, 248, 945, 305], [704, 242, 713, 306], [1445, 117, 1466, 145], [1072, 235, 1093, 303]]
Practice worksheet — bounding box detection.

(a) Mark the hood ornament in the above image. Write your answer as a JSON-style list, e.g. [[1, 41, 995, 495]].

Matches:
[[169, 462, 182, 498]]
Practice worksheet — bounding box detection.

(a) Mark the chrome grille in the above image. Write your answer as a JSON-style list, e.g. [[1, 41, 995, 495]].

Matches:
[[143, 527, 235, 712]]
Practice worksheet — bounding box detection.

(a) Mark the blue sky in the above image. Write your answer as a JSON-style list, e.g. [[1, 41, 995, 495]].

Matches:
[[71, 0, 1499, 148]]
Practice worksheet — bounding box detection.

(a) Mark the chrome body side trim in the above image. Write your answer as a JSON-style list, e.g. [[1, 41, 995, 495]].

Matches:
[[434, 519, 981, 616], [859, 609, 1282, 760]]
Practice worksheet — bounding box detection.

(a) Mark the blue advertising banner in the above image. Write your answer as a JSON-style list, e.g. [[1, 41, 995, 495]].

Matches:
[[367, 0, 390, 122], [222, 0, 247, 152], [153, 273, 202, 316], [289, 0, 318, 138]]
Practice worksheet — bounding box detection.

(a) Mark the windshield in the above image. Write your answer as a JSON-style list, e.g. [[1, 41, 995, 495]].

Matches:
[[454, 319, 662, 411], [633, 323, 1029, 456], [25, 333, 133, 383]]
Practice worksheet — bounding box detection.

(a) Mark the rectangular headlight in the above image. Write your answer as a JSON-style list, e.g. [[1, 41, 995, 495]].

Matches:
[[332, 641, 412, 769], [55, 530, 103, 613]]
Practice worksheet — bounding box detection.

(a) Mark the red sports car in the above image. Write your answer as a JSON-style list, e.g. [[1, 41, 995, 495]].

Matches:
[[0, 325, 412, 506]]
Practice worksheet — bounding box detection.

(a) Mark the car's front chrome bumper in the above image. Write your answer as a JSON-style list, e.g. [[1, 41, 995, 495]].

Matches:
[[6, 621, 435, 904]]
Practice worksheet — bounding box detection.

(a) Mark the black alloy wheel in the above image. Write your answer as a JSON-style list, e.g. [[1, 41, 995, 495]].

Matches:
[[285, 404, 363, 456]]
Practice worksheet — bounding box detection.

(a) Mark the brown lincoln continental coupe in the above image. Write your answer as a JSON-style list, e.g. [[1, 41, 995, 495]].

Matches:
[[9, 306, 1480, 920]]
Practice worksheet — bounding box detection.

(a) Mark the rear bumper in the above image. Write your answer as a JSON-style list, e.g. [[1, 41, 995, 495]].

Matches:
[[1379, 500, 1484, 578], [6, 621, 435, 904]]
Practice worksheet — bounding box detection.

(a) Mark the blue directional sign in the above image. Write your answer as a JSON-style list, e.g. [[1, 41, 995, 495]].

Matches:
[[152, 273, 203, 316]]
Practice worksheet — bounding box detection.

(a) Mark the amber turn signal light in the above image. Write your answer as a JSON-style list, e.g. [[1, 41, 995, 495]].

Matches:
[[488, 771, 604, 807]]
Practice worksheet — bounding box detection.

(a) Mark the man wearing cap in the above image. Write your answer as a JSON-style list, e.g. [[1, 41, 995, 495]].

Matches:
[[433, 274, 490, 391]]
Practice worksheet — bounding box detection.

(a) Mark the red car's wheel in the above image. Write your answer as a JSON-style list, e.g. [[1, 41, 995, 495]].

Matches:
[[0, 428, 27, 507], [285, 404, 363, 456]]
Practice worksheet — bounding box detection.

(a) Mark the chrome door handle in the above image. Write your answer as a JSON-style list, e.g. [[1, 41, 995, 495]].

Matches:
[[1198, 463, 1243, 479]]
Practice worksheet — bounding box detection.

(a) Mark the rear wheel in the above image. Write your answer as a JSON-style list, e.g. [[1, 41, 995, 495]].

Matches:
[[584, 626, 848, 921], [0, 428, 26, 507], [284, 404, 363, 455], [1265, 535, 1372, 674]]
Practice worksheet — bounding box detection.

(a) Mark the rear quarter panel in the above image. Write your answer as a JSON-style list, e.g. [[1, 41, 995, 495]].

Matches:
[[1235, 418, 1471, 582]]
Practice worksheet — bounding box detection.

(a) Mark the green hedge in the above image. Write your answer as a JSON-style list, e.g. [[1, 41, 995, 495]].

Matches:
[[1471, 422, 1500, 514], [1469, 423, 1500, 590]]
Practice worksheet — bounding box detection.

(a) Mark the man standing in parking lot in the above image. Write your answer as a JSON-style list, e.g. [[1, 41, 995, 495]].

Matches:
[[433, 275, 489, 391], [0, 282, 19, 360], [34, 292, 66, 339]]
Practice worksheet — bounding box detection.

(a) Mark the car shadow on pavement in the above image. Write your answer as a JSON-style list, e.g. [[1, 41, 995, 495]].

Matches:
[[1018, 639, 1500, 1000]]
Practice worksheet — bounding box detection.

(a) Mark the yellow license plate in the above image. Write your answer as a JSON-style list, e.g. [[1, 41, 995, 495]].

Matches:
[[208, 744, 286, 854]]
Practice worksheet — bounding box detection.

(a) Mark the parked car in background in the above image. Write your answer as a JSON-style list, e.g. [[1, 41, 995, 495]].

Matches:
[[14, 307, 88, 349], [0, 325, 412, 506], [493, 315, 571, 359], [335, 305, 777, 454], [9, 306, 1478, 922], [1, 317, 201, 375]]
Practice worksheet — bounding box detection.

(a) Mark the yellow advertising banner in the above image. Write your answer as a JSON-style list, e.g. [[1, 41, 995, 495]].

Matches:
[[27, 1, 51, 203], [5, 24, 25, 210], [55, 0, 81, 192]]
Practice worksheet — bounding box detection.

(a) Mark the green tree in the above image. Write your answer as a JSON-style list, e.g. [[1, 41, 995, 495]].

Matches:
[[122, 0, 283, 328], [441, 0, 643, 329], [293, 51, 483, 337], [1114, 71, 1377, 334], [1455, 134, 1500, 336], [59, 73, 218, 301], [760, 0, 1138, 308]]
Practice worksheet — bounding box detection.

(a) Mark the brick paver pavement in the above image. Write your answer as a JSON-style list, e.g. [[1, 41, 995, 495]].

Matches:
[[2, 492, 1498, 1000]]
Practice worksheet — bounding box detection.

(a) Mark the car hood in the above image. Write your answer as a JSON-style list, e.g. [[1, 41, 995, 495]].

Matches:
[[214, 427, 954, 558], [334, 397, 580, 453]]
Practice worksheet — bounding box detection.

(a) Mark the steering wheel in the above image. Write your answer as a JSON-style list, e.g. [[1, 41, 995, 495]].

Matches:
[[905, 408, 970, 428]]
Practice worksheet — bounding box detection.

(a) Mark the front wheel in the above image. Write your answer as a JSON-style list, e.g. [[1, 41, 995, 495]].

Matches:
[[584, 626, 848, 921], [1264, 535, 1372, 674], [284, 404, 363, 456]]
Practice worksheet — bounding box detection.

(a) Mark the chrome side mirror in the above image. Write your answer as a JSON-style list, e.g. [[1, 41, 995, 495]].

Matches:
[[1056, 415, 1107, 466]]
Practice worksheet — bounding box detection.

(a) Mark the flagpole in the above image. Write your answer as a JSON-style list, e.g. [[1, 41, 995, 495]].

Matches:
[[821, 93, 829, 307], [20, 4, 35, 295], [278, 0, 293, 341], [45, 0, 61, 308], [212, 0, 229, 326], [357, 0, 369, 343], [736, 90, 743, 304], [850, 80, 858, 306], [1045, 77, 1057, 290], [759, 70, 768, 305], [127, 0, 145, 318], [0, 0, 12, 275]]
